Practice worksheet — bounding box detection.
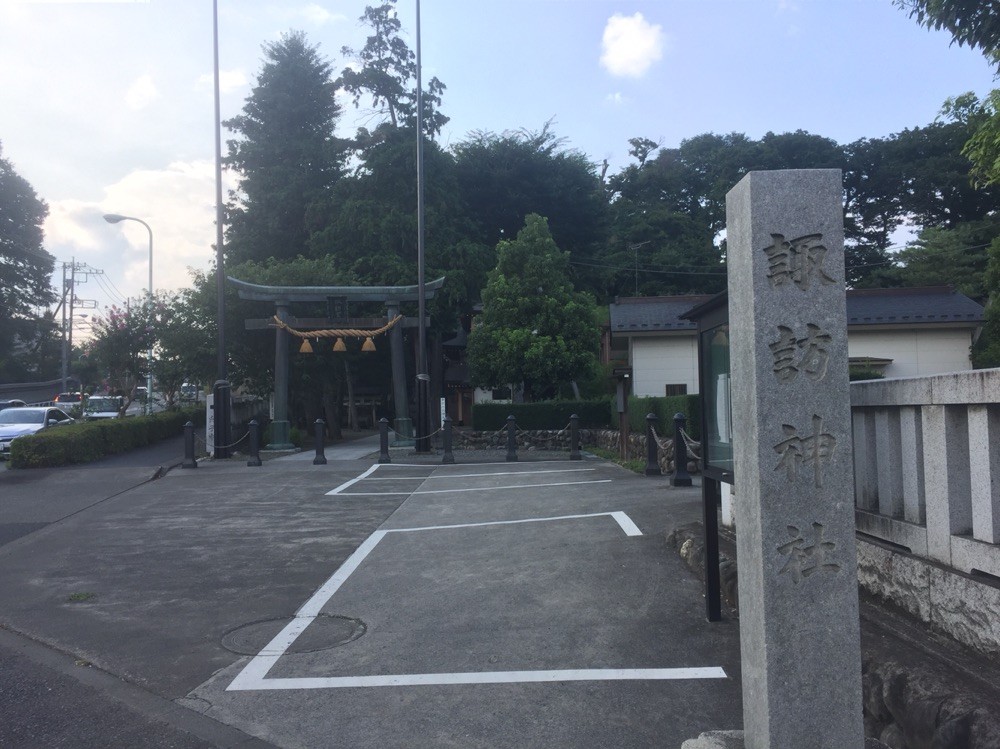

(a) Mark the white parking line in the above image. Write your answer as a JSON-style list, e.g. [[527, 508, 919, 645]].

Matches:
[[336, 479, 612, 497], [366, 468, 596, 480], [226, 512, 728, 693], [230, 667, 727, 691], [326, 464, 381, 495]]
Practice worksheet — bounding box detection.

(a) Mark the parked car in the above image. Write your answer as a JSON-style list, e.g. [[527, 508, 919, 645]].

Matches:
[[0, 407, 75, 459], [54, 392, 83, 405], [83, 395, 123, 420], [0, 399, 27, 410]]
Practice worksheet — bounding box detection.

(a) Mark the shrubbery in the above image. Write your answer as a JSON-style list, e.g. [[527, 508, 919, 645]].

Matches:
[[9, 407, 203, 469], [627, 394, 701, 439]]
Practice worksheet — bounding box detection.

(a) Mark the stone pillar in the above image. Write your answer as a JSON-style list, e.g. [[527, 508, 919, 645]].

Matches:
[[727, 170, 863, 748], [267, 302, 295, 450]]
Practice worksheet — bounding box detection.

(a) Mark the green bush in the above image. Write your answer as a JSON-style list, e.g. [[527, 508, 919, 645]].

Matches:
[[849, 367, 885, 381], [261, 423, 304, 448], [8, 407, 202, 469], [471, 398, 613, 431], [627, 394, 701, 439]]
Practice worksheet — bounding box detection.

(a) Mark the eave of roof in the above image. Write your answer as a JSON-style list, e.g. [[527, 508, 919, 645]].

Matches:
[[610, 286, 984, 335]]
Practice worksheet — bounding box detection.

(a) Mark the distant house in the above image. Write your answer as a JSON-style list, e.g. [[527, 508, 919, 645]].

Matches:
[[609, 286, 985, 397]]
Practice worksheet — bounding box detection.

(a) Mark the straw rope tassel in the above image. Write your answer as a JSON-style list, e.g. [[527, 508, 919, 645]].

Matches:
[[274, 314, 403, 341]]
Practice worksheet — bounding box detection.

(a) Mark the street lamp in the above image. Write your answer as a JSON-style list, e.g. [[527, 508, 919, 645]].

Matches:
[[103, 213, 154, 415]]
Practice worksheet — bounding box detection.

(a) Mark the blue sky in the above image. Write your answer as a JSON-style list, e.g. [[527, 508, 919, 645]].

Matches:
[[0, 0, 997, 319]]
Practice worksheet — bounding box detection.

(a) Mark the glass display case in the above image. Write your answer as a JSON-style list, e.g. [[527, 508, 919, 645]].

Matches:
[[684, 292, 734, 484], [700, 322, 733, 480]]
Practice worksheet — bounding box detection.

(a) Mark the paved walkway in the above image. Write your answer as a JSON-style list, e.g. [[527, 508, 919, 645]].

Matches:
[[0, 444, 742, 748]]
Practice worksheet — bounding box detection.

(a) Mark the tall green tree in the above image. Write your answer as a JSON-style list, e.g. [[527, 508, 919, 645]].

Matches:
[[153, 290, 216, 407], [87, 298, 156, 411], [452, 124, 609, 295], [224, 31, 347, 264], [0, 142, 57, 382], [887, 219, 999, 300], [466, 215, 600, 401], [337, 1, 448, 140]]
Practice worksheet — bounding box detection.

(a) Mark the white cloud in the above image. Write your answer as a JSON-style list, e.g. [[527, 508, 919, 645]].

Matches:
[[125, 74, 159, 111], [197, 69, 249, 94], [297, 4, 344, 25], [44, 160, 226, 308], [605, 92, 626, 106], [600, 13, 664, 78]]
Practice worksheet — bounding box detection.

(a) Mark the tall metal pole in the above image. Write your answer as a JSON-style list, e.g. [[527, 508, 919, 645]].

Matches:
[[144, 226, 153, 415], [212, 0, 232, 457], [414, 0, 430, 453], [213, 0, 226, 382], [60, 261, 68, 395], [68, 260, 76, 392]]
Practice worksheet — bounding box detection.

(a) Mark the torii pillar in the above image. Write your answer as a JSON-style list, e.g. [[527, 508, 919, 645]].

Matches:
[[268, 302, 295, 450], [387, 302, 411, 440]]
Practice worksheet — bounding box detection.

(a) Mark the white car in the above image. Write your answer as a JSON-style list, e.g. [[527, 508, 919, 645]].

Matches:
[[84, 396, 123, 420], [0, 407, 75, 459]]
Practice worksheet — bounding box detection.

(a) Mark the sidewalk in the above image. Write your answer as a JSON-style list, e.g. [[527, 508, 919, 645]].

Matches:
[[0, 446, 739, 747]]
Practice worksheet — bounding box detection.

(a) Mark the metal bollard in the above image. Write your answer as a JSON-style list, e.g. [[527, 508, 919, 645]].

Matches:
[[246, 419, 262, 467], [378, 418, 391, 464], [645, 413, 662, 476], [570, 413, 581, 460], [672, 412, 692, 486], [506, 414, 518, 462], [442, 416, 455, 464], [182, 421, 198, 469], [313, 419, 327, 465]]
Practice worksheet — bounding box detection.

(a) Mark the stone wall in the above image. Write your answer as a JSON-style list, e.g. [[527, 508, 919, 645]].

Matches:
[[857, 539, 1000, 658], [452, 428, 698, 475], [666, 521, 1000, 749]]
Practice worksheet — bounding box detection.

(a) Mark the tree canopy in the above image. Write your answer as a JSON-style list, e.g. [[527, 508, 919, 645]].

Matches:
[[337, 0, 448, 140], [466, 215, 600, 401], [224, 31, 347, 265], [896, 0, 1000, 68], [0, 142, 57, 382]]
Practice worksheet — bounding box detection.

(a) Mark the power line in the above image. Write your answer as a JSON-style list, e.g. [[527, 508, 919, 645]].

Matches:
[[570, 259, 726, 276]]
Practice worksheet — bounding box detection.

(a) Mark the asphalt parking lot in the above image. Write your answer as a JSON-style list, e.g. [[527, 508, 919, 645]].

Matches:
[[0, 444, 743, 748]]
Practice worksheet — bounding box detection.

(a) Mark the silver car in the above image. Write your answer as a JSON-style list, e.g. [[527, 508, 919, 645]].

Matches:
[[0, 407, 75, 459]]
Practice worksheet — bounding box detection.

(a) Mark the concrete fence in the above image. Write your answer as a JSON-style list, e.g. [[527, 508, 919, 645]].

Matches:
[[851, 368, 1000, 655]]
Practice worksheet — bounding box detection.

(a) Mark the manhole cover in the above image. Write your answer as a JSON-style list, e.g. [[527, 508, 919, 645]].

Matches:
[[221, 614, 366, 655]]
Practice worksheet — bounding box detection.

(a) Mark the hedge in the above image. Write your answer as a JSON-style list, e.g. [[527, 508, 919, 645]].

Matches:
[[9, 407, 204, 469], [471, 398, 613, 431], [626, 394, 701, 439]]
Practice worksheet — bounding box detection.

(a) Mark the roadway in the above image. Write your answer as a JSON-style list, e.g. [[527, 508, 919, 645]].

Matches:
[[0, 441, 742, 747]]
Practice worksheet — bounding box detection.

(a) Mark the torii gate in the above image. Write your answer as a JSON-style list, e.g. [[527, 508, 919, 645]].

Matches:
[[230, 276, 446, 449]]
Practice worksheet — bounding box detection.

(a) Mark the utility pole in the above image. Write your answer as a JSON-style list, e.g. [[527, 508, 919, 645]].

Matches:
[[57, 261, 101, 395], [60, 262, 69, 394], [68, 261, 76, 391], [630, 241, 651, 296]]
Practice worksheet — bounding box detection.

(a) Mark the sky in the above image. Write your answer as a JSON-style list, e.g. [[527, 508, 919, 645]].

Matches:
[[1, 0, 998, 329]]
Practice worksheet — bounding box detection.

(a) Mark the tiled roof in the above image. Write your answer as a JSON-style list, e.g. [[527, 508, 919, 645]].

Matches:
[[845, 286, 983, 325], [609, 295, 713, 333], [610, 286, 983, 334]]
